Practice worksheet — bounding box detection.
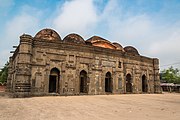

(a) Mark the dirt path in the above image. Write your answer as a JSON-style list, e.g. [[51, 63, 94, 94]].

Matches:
[[0, 93, 180, 120]]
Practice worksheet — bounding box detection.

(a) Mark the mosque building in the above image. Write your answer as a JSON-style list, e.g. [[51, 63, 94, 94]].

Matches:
[[6, 28, 161, 97]]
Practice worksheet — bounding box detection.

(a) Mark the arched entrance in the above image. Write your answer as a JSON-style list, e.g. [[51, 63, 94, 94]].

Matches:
[[142, 75, 148, 92], [105, 72, 112, 93], [49, 68, 60, 93], [126, 74, 132, 93], [80, 70, 88, 93]]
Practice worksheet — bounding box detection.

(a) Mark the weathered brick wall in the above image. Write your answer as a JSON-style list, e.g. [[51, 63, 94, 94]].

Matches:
[[7, 30, 161, 97]]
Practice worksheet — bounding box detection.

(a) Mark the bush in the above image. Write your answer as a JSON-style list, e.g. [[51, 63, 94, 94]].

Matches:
[[161, 66, 180, 84], [0, 62, 8, 84]]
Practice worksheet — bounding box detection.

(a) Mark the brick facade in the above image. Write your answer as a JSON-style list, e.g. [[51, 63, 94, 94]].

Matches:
[[6, 28, 161, 97]]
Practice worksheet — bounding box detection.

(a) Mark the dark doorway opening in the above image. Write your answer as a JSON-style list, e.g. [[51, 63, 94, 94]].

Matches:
[[49, 68, 60, 93], [105, 72, 112, 93], [142, 75, 148, 92], [126, 74, 132, 93], [80, 70, 88, 93], [49, 76, 56, 93]]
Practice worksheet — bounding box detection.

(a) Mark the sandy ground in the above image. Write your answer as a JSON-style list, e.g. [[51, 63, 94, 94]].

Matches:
[[0, 93, 180, 120]]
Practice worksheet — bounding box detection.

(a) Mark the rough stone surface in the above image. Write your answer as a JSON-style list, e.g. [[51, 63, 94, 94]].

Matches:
[[6, 28, 161, 97]]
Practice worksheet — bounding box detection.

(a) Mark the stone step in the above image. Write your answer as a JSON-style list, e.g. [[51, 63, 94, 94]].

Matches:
[[15, 83, 31, 92]]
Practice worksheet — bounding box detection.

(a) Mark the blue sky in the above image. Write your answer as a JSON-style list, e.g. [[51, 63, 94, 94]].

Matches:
[[0, 0, 180, 70]]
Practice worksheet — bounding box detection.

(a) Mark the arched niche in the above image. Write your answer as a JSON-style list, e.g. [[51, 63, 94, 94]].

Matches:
[[49, 68, 60, 93]]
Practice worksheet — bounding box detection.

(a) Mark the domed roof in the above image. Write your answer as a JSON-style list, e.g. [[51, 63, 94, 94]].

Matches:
[[86, 36, 111, 44], [86, 36, 116, 49], [63, 33, 85, 44], [112, 42, 124, 51], [34, 28, 61, 40], [124, 46, 139, 55]]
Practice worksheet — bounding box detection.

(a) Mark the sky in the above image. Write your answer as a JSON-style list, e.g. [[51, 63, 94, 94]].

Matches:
[[0, 0, 180, 71]]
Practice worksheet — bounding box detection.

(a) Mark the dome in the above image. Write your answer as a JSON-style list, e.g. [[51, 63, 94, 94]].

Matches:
[[34, 28, 61, 40], [112, 42, 124, 51], [124, 46, 139, 55], [63, 33, 85, 44], [86, 36, 111, 44], [86, 36, 116, 49]]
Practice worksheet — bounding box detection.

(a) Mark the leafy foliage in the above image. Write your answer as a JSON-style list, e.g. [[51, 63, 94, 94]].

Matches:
[[0, 62, 9, 84], [161, 66, 180, 84]]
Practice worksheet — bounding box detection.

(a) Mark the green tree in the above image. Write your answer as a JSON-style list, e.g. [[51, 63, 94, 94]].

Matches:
[[161, 66, 180, 84], [0, 62, 9, 84]]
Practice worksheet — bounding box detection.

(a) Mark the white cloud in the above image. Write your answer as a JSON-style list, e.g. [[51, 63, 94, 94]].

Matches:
[[0, 50, 11, 67], [120, 15, 151, 40], [52, 0, 98, 38], [0, 0, 14, 8], [147, 24, 180, 68], [86, 0, 152, 45], [0, 7, 39, 67], [3, 13, 39, 46], [0, 0, 14, 16], [107, 14, 152, 44], [97, 0, 180, 70], [101, 0, 120, 16], [0, 0, 179, 71]]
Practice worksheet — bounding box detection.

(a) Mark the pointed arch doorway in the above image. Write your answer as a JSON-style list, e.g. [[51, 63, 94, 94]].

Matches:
[[105, 72, 112, 93], [80, 70, 88, 93], [142, 75, 148, 93], [126, 74, 132, 93], [49, 68, 60, 93]]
